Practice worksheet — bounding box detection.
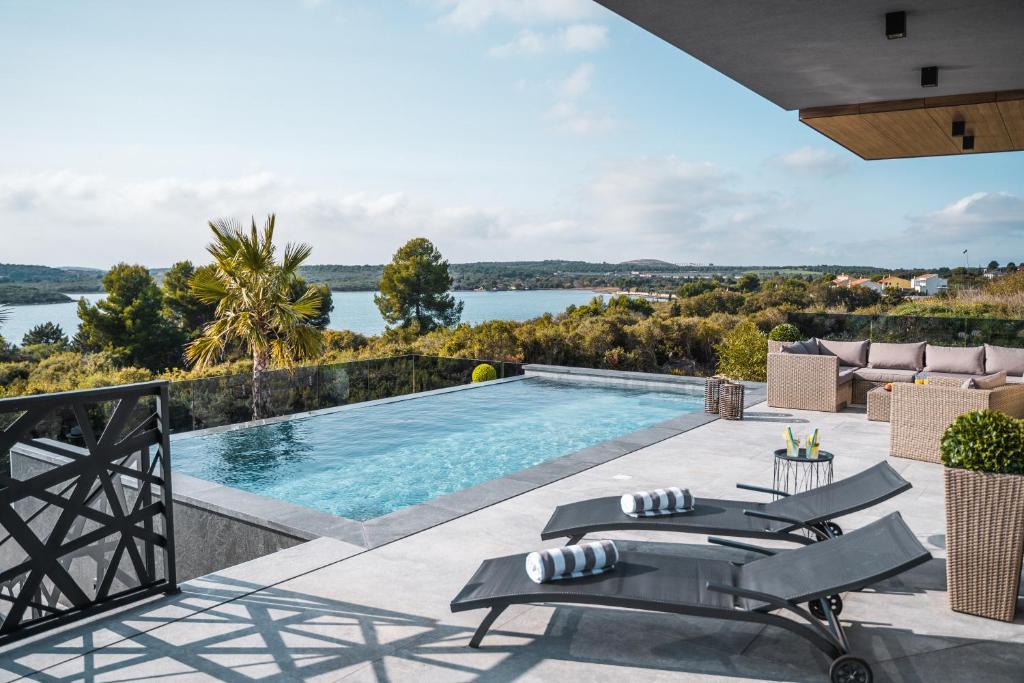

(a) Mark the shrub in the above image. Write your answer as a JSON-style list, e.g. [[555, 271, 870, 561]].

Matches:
[[941, 410, 1024, 475], [768, 323, 802, 342], [472, 363, 497, 383], [715, 320, 768, 381]]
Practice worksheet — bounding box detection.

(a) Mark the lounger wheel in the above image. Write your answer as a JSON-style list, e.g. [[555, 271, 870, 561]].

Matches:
[[809, 594, 843, 620], [829, 654, 872, 683], [825, 522, 843, 537]]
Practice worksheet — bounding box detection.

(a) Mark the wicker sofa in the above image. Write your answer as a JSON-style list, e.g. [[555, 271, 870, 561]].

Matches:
[[767, 339, 1024, 412]]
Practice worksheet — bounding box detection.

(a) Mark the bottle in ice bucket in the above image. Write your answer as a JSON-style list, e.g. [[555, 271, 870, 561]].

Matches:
[[808, 428, 820, 459], [784, 426, 798, 457]]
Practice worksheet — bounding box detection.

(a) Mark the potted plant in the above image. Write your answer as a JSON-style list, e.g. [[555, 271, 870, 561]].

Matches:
[[940, 409, 1024, 621]]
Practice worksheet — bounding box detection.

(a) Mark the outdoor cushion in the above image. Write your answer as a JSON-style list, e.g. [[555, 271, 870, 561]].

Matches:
[[984, 344, 1024, 376], [780, 338, 818, 355], [924, 345, 985, 375], [837, 366, 857, 385], [817, 339, 869, 367], [963, 371, 1007, 390], [1007, 375, 1024, 384], [868, 342, 926, 371], [853, 367, 917, 383]]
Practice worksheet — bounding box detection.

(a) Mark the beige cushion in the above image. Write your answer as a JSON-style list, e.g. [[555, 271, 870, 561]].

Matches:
[[868, 342, 926, 371], [780, 338, 819, 355], [837, 366, 857, 385], [963, 371, 1008, 390], [1007, 375, 1024, 384], [853, 367, 917, 383], [817, 339, 868, 368], [984, 344, 1024, 376], [925, 345, 985, 375]]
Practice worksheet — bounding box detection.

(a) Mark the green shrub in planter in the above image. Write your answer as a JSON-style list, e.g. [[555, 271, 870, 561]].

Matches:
[[767, 323, 802, 342], [472, 363, 498, 383], [940, 410, 1024, 475]]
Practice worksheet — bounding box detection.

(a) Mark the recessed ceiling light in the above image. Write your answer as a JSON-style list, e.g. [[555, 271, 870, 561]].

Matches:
[[952, 120, 965, 137], [963, 135, 975, 151], [921, 66, 938, 88], [886, 11, 907, 39]]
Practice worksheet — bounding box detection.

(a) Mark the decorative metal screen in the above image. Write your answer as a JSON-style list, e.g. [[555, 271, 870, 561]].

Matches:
[[0, 381, 177, 645]]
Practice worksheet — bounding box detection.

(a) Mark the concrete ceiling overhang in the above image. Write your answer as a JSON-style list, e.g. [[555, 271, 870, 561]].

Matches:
[[595, 0, 1024, 158]]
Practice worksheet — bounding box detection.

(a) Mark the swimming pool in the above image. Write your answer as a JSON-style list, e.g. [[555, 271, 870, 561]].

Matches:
[[171, 376, 703, 520]]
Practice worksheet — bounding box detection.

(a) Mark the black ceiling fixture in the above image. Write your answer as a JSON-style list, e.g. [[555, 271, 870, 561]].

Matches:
[[885, 11, 907, 39], [951, 120, 966, 137], [921, 66, 938, 87], [962, 135, 975, 150]]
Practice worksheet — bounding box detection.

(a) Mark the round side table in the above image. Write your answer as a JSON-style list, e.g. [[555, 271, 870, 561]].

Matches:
[[772, 448, 834, 498]]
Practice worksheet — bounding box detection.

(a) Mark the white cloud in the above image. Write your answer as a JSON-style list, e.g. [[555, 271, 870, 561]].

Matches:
[[487, 23, 608, 57], [545, 63, 616, 135], [431, 0, 597, 30], [770, 146, 851, 176], [558, 62, 593, 98]]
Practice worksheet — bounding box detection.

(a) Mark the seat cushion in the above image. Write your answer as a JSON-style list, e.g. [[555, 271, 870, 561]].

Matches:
[[838, 366, 857, 385], [854, 367, 918, 383], [984, 344, 1024, 376], [817, 339, 868, 368], [868, 342, 926, 371], [925, 345, 985, 375], [1007, 375, 1024, 384]]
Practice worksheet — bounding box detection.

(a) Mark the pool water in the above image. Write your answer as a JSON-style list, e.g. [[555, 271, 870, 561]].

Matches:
[[171, 377, 703, 520]]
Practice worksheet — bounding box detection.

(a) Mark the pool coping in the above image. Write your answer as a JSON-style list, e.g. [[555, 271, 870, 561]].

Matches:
[[166, 366, 766, 550]]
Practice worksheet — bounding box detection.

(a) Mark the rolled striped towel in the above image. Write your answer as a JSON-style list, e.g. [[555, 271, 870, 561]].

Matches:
[[620, 487, 695, 517], [525, 540, 619, 584]]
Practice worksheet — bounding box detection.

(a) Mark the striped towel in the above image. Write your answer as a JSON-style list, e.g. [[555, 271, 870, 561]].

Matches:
[[620, 487, 695, 517], [525, 540, 619, 584]]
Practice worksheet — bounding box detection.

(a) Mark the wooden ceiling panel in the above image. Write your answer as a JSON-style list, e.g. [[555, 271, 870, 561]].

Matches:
[[996, 97, 1024, 149], [800, 90, 1024, 159]]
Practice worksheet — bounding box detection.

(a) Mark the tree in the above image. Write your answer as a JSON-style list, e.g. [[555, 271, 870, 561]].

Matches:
[[289, 278, 334, 330], [734, 273, 761, 293], [162, 261, 217, 337], [1006, 262, 1017, 273], [22, 322, 68, 347], [375, 238, 463, 333], [186, 214, 324, 419], [988, 260, 1000, 271], [76, 264, 186, 370]]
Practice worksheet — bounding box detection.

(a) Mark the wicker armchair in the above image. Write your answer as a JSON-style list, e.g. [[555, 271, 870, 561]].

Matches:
[[890, 378, 1024, 463], [767, 341, 852, 412]]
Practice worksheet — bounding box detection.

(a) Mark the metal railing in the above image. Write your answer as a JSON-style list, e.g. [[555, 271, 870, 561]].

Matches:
[[0, 381, 177, 645], [787, 312, 1024, 347]]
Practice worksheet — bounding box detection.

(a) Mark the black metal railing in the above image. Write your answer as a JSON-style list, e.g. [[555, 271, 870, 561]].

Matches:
[[787, 312, 1024, 347], [0, 381, 177, 645], [168, 354, 522, 433]]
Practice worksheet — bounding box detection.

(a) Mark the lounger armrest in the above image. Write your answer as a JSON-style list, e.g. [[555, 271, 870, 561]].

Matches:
[[743, 509, 828, 541], [736, 482, 790, 497], [708, 537, 777, 556]]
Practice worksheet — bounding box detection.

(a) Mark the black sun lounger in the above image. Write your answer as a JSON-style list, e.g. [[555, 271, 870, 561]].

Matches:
[[452, 512, 930, 683], [541, 461, 910, 545]]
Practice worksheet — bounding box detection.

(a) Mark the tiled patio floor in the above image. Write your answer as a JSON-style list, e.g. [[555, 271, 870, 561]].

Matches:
[[2, 402, 1022, 682]]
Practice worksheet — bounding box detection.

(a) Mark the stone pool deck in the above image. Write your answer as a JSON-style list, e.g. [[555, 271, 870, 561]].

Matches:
[[2, 401, 1022, 681]]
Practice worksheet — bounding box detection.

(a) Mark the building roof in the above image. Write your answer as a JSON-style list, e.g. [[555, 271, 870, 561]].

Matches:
[[594, 1, 1024, 159]]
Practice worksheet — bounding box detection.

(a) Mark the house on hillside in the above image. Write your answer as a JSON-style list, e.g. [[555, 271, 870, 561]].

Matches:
[[831, 273, 853, 286], [911, 273, 948, 294], [848, 277, 883, 293], [878, 275, 912, 290]]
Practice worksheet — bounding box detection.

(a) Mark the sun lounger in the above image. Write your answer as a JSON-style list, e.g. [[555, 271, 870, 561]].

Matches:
[[452, 512, 929, 683], [541, 461, 910, 545]]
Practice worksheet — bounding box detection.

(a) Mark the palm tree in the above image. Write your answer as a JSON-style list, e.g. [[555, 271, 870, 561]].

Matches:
[[186, 214, 323, 419]]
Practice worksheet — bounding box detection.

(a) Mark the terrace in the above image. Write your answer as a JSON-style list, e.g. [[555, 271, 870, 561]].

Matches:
[[0, 370, 1020, 682]]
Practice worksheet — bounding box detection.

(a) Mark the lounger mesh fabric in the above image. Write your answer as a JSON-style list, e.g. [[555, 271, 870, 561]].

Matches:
[[540, 461, 910, 543]]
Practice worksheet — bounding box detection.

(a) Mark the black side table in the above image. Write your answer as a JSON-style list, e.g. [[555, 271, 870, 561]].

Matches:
[[772, 448, 834, 498]]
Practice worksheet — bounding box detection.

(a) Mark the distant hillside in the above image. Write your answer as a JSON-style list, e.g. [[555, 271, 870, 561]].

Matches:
[[0, 285, 73, 305], [0, 264, 105, 293], [621, 259, 678, 268]]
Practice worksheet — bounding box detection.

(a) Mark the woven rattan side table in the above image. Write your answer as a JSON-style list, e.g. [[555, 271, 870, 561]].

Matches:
[[866, 386, 892, 422], [704, 376, 726, 414], [719, 382, 744, 420]]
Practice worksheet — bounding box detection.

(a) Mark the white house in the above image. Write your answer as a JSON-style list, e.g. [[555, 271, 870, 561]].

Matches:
[[911, 273, 948, 294]]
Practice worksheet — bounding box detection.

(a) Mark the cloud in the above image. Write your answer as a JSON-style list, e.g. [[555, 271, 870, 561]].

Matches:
[[769, 146, 851, 176], [431, 0, 597, 30], [544, 63, 616, 134], [558, 62, 593, 97], [487, 23, 608, 57]]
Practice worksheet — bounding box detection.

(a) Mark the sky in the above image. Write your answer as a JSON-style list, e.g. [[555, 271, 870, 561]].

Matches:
[[1, 0, 1022, 269]]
